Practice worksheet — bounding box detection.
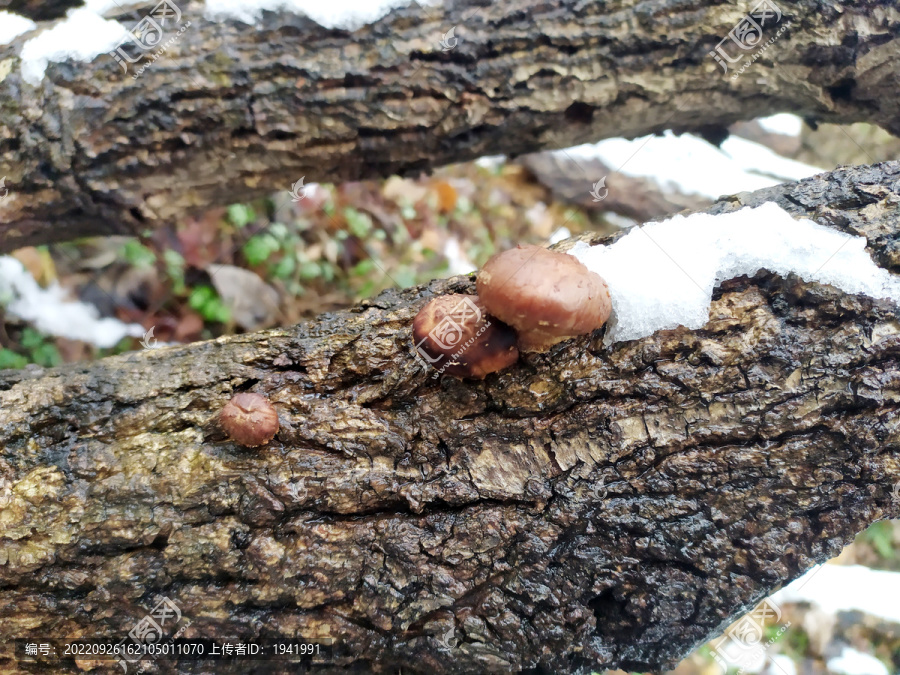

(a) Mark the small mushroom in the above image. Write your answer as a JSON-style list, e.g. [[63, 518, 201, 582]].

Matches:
[[219, 392, 279, 447], [412, 294, 519, 379], [476, 244, 611, 352]]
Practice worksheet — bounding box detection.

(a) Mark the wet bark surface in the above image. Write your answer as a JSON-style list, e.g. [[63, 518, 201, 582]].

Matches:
[[0, 162, 899, 673], [1, 0, 899, 250]]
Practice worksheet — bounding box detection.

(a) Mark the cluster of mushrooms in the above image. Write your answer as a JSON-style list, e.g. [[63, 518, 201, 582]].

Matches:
[[218, 244, 612, 448], [413, 244, 612, 379]]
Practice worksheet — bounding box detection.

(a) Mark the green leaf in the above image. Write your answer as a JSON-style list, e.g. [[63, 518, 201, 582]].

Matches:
[[163, 249, 186, 294], [351, 259, 376, 277], [298, 261, 321, 280], [188, 285, 231, 324], [20, 327, 44, 349], [861, 521, 895, 558], [273, 255, 296, 279], [269, 222, 288, 239], [32, 343, 62, 368], [227, 204, 256, 228], [344, 207, 373, 238], [243, 234, 280, 265], [121, 240, 156, 268], [0, 348, 27, 370]]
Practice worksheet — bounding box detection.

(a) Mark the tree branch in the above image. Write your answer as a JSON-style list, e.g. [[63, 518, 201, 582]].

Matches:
[[1, 161, 899, 673], [1, 0, 899, 250]]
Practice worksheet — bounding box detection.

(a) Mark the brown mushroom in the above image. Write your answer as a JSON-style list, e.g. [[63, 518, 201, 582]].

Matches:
[[412, 294, 519, 379], [476, 244, 611, 352], [219, 392, 279, 447]]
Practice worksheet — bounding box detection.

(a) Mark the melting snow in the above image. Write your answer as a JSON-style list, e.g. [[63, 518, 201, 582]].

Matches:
[[204, 0, 438, 28], [827, 647, 890, 675], [560, 131, 821, 200], [0, 256, 145, 348], [568, 202, 900, 344], [0, 11, 36, 45], [19, 8, 125, 85], [771, 564, 900, 625], [757, 113, 804, 137]]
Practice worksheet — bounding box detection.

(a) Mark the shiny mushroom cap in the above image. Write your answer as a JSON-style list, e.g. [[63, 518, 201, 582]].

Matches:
[[476, 244, 611, 352], [220, 392, 279, 447], [413, 294, 519, 379]]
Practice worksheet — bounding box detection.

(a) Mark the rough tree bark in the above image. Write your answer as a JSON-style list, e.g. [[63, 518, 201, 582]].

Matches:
[[0, 162, 899, 674], [1, 0, 899, 250]]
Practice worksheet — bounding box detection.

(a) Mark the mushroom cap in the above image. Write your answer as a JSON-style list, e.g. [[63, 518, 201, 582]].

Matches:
[[220, 392, 279, 447], [476, 244, 611, 352], [412, 294, 519, 379]]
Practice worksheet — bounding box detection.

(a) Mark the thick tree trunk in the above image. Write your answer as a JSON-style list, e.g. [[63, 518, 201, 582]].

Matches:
[[1, 0, 899, 250], [0, 161, 899, 674]]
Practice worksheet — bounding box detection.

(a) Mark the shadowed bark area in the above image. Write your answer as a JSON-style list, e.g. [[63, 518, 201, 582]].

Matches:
[[0, 162, 899, 674], [0, 0, 81, 21], [1, 0, 899, 250]]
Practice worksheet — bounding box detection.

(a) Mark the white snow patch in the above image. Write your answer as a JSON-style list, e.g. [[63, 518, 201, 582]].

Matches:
[[757, 113, 804, 137], [475, 155, 506, 171], [764, 654, 798, 675], [19, 8, 125, 85], [740, 653, 798, 675], [0, 256, 145, 348], [548, 226, 570, 245], [204, 0, 438, 28], [0, 12, 36, 45], [771, 564, 900, 625], [443, 238, 476, 276], [720, 136, 821, 183], [827, 647, 890, 675], [561, 131, 821, 200], [568, 202, 900, 344]]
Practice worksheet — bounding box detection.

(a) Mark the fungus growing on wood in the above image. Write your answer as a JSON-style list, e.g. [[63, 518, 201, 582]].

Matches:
[[219, 392, 279, 447], [476, 244, 611, 352], [412, 294, 519, 379]]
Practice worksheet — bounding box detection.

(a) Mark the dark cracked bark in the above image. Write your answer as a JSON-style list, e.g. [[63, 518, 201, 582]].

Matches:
[[1, 0, 899, 251], [0, 162, 899, 674]]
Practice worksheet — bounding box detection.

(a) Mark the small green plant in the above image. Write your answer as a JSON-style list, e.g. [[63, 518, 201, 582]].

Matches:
[[162, 250, 187, 295], [121, 240, 156, 268], [859, 521, 895, 559], [188, 285, 231, 323], [344, 207, 373, 238], [0, 328, 62, 369], [0, 348, 27, 369], [227, 204, 256, 229], [242, 233, 281, 266]]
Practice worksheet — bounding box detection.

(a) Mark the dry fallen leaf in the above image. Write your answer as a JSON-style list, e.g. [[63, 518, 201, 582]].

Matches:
[[209, 264, 281, 330]]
